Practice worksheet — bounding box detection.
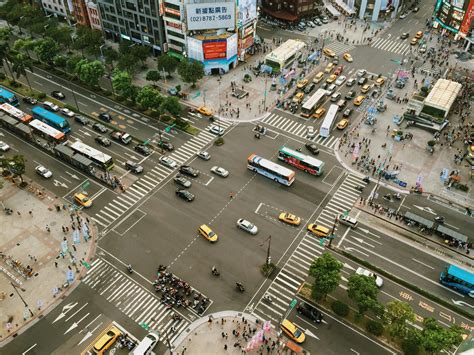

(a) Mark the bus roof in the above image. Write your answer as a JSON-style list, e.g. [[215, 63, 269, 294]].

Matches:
[[279, 146, 325, 167], [302, 89, 327, 110], [248, 153, 295, 177], [70, 141, 112, 164], [0, 87, 15, 98], [447, 265, 474, 285], [31, 106, 67, 127], [29, 119, 65, 139], [0, 103, 32, 122]]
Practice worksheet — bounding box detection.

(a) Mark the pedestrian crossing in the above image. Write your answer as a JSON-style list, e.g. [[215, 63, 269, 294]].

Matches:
[[324, 41, 356, 56], [419, 62, 441, 76], [251, 174, 365, 323], [261, 112, 339, 149], [92, 120, 234, 229], [370, 37, 412, 56], [82, 258, 188, 343]]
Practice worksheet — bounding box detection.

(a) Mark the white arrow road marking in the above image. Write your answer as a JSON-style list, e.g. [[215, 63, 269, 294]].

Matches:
[[60, 176, 72, 183], [304, 328, 319, 340], [81, 314, 102, 332], [64, 312, 90, 334], [343, 246, 369, 257], [452, 300, 474, 308], [53, 302, 78, 323], [78, 321, 103, 346], [351, 236, 375, 248], [344, 263, 356, 271], [65, 171, 80, 180], [53, 179, 68, 188], [80, 130, 91, 136], [413, 205, 437, 215], [65, 302, 89, 322]]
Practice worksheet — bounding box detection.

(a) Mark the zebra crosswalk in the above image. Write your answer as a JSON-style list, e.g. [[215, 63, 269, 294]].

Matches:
[[370, 37, 412, 56], [419, 62, 441, 76], [324, 41, 356, 56], [92, 120, 234, 229], [262, 112, 339, 149], [251, 174, 365, 323], [83, 258, 189, 342]]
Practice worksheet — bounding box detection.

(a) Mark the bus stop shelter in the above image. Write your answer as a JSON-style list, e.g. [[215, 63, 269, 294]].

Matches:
[[436, 225, 469, 243], [404, 211, 434, 228]]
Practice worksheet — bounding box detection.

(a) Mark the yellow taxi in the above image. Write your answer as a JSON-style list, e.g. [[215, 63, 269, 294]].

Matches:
[[410, 37, 418, 45], [74, 192, 92, 208], [292, 92, 305, 103], [93, 326, 122, 354], [198, 224, 218, 242], [313, 72, 324, 83], [280, 319, 305, 343], [296, 79, 309, 89], [197, 106, 213, 116], [361, 84, 372, 93], [313, 107, 326, 119], [279, 212, 301, 226], [323, 48, 336, 57], [343, 53, 353, 62], [326, 74, 337, 84], [375, 77, 385, 86], [353, 95, 366, 106], [324, 63, 335, 73], [415, 31, 423, 39], [337, 118, 349, 130], [307, 224, 330, 237]]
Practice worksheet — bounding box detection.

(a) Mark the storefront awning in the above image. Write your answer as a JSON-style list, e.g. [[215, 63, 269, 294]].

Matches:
[[325, 3, 341, 17], [436, 225, 468, 243], [261, 8, 298, 22], [333, 0, 355, 15], [404, 211, 434, 228]]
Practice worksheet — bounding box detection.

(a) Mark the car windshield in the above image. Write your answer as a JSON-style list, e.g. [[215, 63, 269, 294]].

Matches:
[[294, 329, 302, 337], [208, 231, 215, 237], [81, 197, 89, 202]]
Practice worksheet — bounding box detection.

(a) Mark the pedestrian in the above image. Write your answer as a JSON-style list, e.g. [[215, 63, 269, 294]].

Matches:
[[17, 211, 21, 216], [222, 332, 225, 338], [29, 211, 33, 216], [54, 261, 58, 268], [224, 344, 228, 351], [46, 225, 50, 233], [73, 244, 77, 252]]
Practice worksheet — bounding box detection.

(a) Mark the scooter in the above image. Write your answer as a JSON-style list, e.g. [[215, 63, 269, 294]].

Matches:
[[383, 194, 392, 202], [236, 282, 245, 293], [355, 185, 364, 192], [211, 267, 220, 277], [127, 264, 133, 274], [435, 216, 445, 224], [363, 176, 371, 184], [4, 208, 13, 215], [263, 294, 273, 304], [392, 193, 402, 200]]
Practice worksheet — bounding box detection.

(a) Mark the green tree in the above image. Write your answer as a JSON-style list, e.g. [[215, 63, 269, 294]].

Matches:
[[45, 25, 73, 50], [7, 155, 26, 184], [13, 38, 36, 58], [401, 327, 422, 355], [0, 27, 12, 41], [136, 85, 162, 110], [119, 40, 133, 55], [112, 70, 135, 99], [421, 318, 463, 355], [308, 252, 342, 300], [347, 274, 382, 315], [157, 55, 178, 77], [11, 52, 33, 92], [0, 41, 14, 78], [75, 59, 105, 87], [53, 55, 67, 68], [73, 26, 104, 57], [160, 96, 182, 116], [132, 45, 150, 66], [103, 46, 119, 70], [177, 59, 204, 87], [117, 53, 138, 73], [66, 55, 83, 73], [34, 37, 59, 65], [383, 300, 415, 339], [145, 70, 161, 86]]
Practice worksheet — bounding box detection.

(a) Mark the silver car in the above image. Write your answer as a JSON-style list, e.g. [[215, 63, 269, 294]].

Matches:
[[35, 165, 53, 178], [236, 219, 258, 235], [210, 166, 229, 177], [159, 156, 177, 169], [197, 151, 211, 160], [209, 125, 225, 136]]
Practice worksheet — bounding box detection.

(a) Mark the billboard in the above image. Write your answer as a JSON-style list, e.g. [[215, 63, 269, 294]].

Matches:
[[203, 39, 227, 60], [459, 0, 474, 35], [237, 0, 257, 27], [186, 2, 235, 31]]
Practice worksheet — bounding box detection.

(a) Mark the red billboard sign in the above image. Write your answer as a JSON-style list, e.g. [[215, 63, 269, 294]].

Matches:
[[203, 40, 227, 60], [459, 0, 474, 35]]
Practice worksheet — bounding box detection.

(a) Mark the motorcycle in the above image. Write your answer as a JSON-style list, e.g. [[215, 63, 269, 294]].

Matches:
[[263, 294, 273, 304], [254, 133, 261, 139], [4, 208, 13, 215], [363, 176, 371, 184], [435, 216, 445, 224], [236, 282, 245, 293], [172, 313, 183, 322], [393, 193, 402, 200], [211, 266, 220, 276], [355, 185, 364, 192], [127, 264, 133, 274], [383, 194, 392, 202]]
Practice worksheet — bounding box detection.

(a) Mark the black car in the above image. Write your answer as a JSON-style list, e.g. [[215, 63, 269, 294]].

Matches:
[[158, 140, 174, 151], [92, 123, 108, 134], [345, 91, 356, 100], [304, 83, 316, 94], [95, 135, 111, 147], [179, 165, 199, 177], [23, 96, 38, 105], [134, 144, 151, 156], [343, 108, 353, 118], [174, 174, 191, 188], [296, 302, 323, 323], [305, 143, 320, 155], [320, 83, 329, 91], [125, 160, 143, 174], [176, 189, 194, 202], [51, 91, 65, 100], [99, 112, 112, 122], [74, 115, 89, 125]]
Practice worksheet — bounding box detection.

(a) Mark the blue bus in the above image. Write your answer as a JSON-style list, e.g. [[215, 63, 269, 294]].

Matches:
[[31, 106, 70, 134], [0, 87, 20, 107], [440, 264, 474, 298]]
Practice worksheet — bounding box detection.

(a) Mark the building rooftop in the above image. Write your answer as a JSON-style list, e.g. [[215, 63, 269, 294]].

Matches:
[[265, 39, 306, 62], [424, 79, 462, 112]]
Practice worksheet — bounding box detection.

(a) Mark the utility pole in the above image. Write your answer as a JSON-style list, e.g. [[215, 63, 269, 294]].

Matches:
[[262, 235, 271, 266], [328, 215, 338, 248], [10, 282, 34, 318]]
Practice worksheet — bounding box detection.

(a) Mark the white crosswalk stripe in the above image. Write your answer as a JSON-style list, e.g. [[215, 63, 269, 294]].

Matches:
[[324, 41, 356, 55], [261, 113, 339, 149], [251, 174, 365, 320], [419, 62, 441, 76], [370, 37, 412, 56], [92, 120, 235, 229], [83, 258, 189, 341]]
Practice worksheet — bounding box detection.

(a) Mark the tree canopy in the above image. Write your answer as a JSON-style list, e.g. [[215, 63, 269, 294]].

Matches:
[[308, 253, 342, 300]]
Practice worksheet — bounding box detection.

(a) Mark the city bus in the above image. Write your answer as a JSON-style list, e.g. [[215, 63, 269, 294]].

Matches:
[[247, 153, 295, 186], [29, 119, 67, 145], [69, 141, 114, 170], [278, 146, 325, 176], [439, 264, 474, 298], [319, 104, 338, 138], [0, 87, 19, 107], [300, 89, 327, 118], [0, 103, 32, 123], [31, 106, 71, 134]]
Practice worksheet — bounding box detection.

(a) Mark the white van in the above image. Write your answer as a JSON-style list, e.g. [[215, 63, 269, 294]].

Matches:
[[131, 331, 160, 355], [338, 214, 358, 228]]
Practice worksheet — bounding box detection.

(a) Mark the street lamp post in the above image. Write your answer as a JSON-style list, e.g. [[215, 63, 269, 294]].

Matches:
[[10, 282, 34, 318], [328, 215, 338, 247]]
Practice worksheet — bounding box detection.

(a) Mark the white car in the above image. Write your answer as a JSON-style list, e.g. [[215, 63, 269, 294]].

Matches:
[[35, 165, 53, 178], [356, 267, 383, 287], [209, 125, 225, 136], [197, 151, 211, 160], [210, 166, 229, 177], [236, 218, 258, 235], [159, 156, 177, 169], [335, 75, 346, 86], [60, 108, 75, 118], [0, 140, 10, 152], [306, 126, 317, 138], [338, 214, 358, 228], [356, 69, 367, 78], [43, 101, 60, 112]]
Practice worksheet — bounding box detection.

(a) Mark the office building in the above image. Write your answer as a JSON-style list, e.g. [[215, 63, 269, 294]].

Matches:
[[41, 0, 72, 19]]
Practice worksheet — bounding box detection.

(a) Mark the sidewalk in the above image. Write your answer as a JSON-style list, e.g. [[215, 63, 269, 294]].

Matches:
[[0, 178, 97, 344], [168, 311, 302, 355]]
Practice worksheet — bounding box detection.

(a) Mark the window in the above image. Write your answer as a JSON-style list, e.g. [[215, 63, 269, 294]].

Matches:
[[164, 2, 180, 10], [167, 30, 185, 39], [170, 39, 184, 48]]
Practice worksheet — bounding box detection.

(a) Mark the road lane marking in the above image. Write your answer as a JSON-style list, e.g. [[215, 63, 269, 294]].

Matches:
[[65, 302, 89, 322], [255, 202, 263, 214], [22, 344, 37, 354], [411, 258, 434, 270]]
